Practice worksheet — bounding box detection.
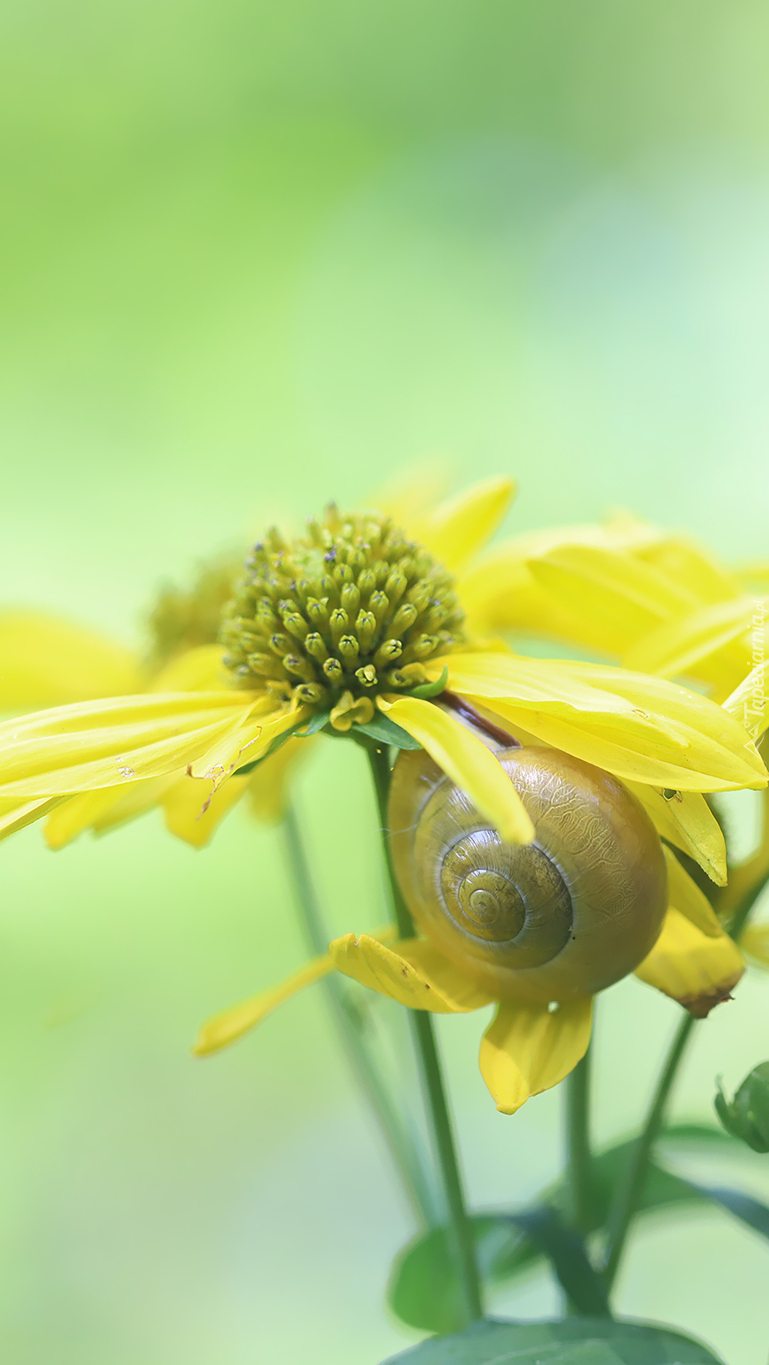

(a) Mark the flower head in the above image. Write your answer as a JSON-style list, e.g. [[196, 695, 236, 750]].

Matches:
[[221, 506, 464, 724]]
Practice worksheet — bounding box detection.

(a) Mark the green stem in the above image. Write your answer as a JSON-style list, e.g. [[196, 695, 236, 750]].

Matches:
[[728, 862, 769, 944], [602, 1012, 696, 1292], [565, 1043, 593, 1236], [283, 801, 436, 1227], [366, 743, 484, 1326], [600, 834, 769, 1298]]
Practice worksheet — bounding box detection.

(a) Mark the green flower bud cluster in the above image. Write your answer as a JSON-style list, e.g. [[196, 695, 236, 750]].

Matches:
[[147, 557, 241, 666], [715, 1062, 769, 1152], [220, 506, 464, 710]]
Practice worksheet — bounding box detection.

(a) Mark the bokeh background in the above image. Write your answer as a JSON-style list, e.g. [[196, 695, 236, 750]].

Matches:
[[2, 2, 769, 1361]]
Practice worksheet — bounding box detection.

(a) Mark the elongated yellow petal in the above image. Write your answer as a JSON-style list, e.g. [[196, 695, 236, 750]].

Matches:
[[626, 781, 727, 886], [330, 933, 493, 1012], [248, 735, 314, 823], [634, 908, 744, 1016], [45, 789, 134, 849], [439, 653, 767, 792], [149, 644, 228, 692], [415, 477, 515, 571], [479, 997, 593, 1115], [193, 954, 335, 1056], [622, 598, 751, 687], [0, 794, 62, 841], [663, 845, 722, 937], [0, 691, 259, 798], [721, 661, 769, 743], [458, 519, 661, 640], [526, 544, 697, 653], [163, 772, 251, 848], [377, 695, 534, 843], [637, 537, 742, 604], [0, 611, 141, 709]]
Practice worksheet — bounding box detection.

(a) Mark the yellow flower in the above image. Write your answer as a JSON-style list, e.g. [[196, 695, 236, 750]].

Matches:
[[2, 477, 763, 1115], [475, 507, 764, 703], [0, 479, 763, 859], [193, 784, 744, 1116], [0, 562, 310, 848]]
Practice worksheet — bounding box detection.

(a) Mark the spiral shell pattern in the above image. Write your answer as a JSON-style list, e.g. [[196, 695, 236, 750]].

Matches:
[[389, 745, 668, 1004]]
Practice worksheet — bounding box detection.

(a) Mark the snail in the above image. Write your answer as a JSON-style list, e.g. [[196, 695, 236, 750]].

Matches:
[[388, 744, 668, 1004]]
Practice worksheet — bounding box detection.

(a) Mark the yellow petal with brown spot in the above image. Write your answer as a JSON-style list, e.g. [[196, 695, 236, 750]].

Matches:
[[634, 909, 744, 1016]]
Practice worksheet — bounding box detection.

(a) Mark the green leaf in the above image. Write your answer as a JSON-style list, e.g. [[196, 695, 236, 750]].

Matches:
[[694, 1183, 769, 1239], [408, 666, 449, 700], [389, 1218, 538, 1336], [661, 1122, 738, 1148], [382, 1317, 725, 1365], [354, 714, 423, 749], [295, 708, 332, 736], [513, 1209, 610, 1317], [389, 1140, 706, 1333]]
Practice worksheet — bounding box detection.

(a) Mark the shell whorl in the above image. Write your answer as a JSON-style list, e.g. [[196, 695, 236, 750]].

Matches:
[[388, 746, 668, 1004]]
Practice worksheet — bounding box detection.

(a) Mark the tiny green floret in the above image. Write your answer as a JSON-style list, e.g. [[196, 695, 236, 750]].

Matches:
[[147, 557, 240, 666], [220, 506, 464, 719]]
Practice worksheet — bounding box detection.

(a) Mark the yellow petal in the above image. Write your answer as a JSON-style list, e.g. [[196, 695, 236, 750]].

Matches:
[[740, 924, 769, 971], [636, 536, 743, 604], [622, 598, 751, 688], [193, 953, 335, 1056], [148, 644, 228, 692], [458, 519, 661, 642], [377, 695, 534, 844], [45, 775, 180, 849], [721, 661, 769, 744], [330, 933, 493, 1012], [736, 560, 769, 592], [372, 464, 453, 526], [0, 611, 141, 710], [163, 772, 251, 848], [414, 477, 516, 571], [0, 691, 260, 799], [634, 908, 744, 1016], [663, 845, 722, 937], [186, 707, 289, 782], [440, 653, 767, 792], [479, 997, 593, 1115], [625, 781, 727, 887], [248, 735, 315, 823], [0, 794, 62, 841], [525, 544, 697, 653]]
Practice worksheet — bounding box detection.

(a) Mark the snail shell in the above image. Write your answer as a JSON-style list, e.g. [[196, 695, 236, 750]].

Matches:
[[389, 746, 668, 1004]]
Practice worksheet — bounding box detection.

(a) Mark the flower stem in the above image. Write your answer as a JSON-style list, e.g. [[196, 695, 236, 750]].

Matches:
[[600, 827, 769, 1299], [283, 801, 437, 1228], [565, 1042, 594, 1235], [601, 1011, 696, 1292], [365, 743, 484, 1327]]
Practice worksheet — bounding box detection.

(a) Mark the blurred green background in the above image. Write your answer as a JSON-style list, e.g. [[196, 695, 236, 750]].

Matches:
[[2, 1, 769, 1360]]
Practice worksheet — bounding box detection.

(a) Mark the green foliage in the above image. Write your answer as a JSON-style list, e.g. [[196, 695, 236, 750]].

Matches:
[[382, 1317, 724, 1365], [715, 1062, 769, 1152], [389, 1124, 769, 1335], [409, 666, 450, 699], [353, 714, 423, 749]]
